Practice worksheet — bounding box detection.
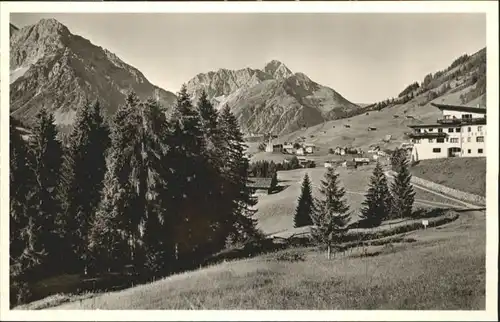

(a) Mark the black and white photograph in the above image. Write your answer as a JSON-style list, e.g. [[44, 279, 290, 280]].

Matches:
[[0, 1, 498, 321]]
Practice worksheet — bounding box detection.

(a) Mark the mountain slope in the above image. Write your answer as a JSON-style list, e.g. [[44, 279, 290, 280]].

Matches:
[[247, 47, 487, 161], [9, 18, 176, 127], [186, 60, 361, 135]]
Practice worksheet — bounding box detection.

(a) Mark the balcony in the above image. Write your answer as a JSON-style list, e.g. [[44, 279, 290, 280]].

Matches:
[[437, 117, 486, 125], [405, 132, 448, 139]]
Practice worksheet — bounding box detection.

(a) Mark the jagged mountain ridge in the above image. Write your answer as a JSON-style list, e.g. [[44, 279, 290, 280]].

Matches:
[[186, 60, 361, 135], [9, 18, 177, 127]]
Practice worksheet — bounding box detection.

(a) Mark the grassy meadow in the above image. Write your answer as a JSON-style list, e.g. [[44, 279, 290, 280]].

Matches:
[[40, 209, 485, 310]]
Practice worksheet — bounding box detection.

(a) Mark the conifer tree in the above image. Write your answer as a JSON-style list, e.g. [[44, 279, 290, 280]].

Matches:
[[311, 167, 351, 259], [59, 100, 110, 272], [294, 173, 314, 228], [218, 105, 259, 244], [89, 92, 146, 270], [270, 171, 278, 192], [359, 161, 391, 227], [28, 108, 64, 274], [390, 158, 416, 219], [9, 117, 35, 260], [166, 85, 215, 262]]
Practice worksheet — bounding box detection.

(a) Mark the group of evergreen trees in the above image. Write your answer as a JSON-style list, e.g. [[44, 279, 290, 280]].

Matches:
[[10, 86, 260, 303], [293, 155, 415, 257]]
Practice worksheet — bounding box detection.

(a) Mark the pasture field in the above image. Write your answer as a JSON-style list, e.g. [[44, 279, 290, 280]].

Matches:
[[410, 157, 486, 197], [39, 209, 485, 310]]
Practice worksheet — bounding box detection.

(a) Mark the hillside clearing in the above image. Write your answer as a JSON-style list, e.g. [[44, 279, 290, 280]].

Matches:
[[410, 157, 486, 197], [43, 210, 485, 310], [255, 166, 468, 236]]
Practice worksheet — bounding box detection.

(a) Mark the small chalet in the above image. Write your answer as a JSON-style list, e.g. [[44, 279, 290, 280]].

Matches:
[[304, 143, 316, 154], [283, 144, 295, 154], [324, 161, 334, 168], [343, 160, 357, 169], [265, 143, 283, 153], [354, 157, 370, 165], [296, 148, 306, 156], [247, 178, 273, 195], [368, 127, 377, 131]]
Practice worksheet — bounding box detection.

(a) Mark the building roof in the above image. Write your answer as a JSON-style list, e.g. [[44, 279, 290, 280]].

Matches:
[[431, 103, 487, 114], [345, 160, 357, 166], [247, 177, 273, 189]]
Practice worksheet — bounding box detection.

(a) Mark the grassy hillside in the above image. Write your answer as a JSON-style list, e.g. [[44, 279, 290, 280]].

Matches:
[[41, 209, 485, 310], [410, 157, 486, 197], [255, 166, 469, 236]]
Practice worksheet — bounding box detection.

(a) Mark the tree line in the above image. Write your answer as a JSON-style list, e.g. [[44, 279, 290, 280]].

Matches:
[[249, 157, 315, 178], [9, 86, 261, 305], [293, 152, 415, 258]]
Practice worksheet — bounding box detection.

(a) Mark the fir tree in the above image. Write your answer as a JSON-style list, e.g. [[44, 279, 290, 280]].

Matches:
[[311, 167, 351, 259], [359, 161, 391, 227], [390, 158, 416, 219], [89, 92, 146, 271], [59, 100, 110, 272], [270, 171, 278, 192], [218, 105, 259, 245], [9, 118, 35, 260], [166, 85, 215, 263], [28, 108, 64, 275], [294, 173, 314, 228]]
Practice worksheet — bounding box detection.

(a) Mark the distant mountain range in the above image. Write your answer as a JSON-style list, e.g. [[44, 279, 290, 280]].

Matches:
[[185, 60, 362, 135], [9, 18, 486, 138], [9, 19, 361, 135], [9, 19, 176, 127]]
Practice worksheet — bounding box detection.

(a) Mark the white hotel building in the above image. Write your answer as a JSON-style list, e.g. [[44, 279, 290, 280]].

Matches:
[[407, 103, 486, 162]]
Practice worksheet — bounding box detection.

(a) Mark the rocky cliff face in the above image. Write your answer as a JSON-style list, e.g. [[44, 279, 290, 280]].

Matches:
[[9, 19, 176, 127], [186, 60, 361, 135]]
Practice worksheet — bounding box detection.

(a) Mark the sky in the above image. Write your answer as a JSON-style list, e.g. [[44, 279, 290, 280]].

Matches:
[[10, 13, 486, 103]]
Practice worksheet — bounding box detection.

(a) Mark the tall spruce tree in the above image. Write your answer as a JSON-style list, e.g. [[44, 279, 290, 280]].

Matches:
[[294, 173, 314, 228], [390, 158, 416, 219], [359, 161, 391, 227], [28, 108, 64, 275], [218, 105, 259, 245], [9, 117, 35, 260], [89, 92, 146, 271], [311, 167, 351, 259], [59, 100, 110, 272], [166, 85, 215, 264], [195, 90, 233, 253]]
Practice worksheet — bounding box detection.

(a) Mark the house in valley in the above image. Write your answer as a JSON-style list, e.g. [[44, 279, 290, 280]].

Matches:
[[283, 144, 295, 154], [304, 143, 316, 154], [343, 160, 357, 170], [247, 178, 273, 196]]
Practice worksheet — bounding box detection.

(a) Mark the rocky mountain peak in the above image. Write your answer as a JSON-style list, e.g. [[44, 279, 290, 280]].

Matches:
[[263, 60, 293, 80]]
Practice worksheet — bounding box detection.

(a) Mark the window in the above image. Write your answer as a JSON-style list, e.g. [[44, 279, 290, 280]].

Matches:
[[455, 128, 461, 132], [468, 149, 471, 154], [415, 128, 421, 133], [478, 149, 483, 154], [476, 136, 484, 143], [438, 128, 443, 133], [462, 114, 472, 119], [428, 139, 434, 143], [450, 138, 459, 143], [468, 127, 472, 132], [477, 126, 483, 132], [414, 139, 421, 144], [437, 138, 445, 143], [432, 148, 441, 153], [467, 137, 471, 143], [428, 128, 434, 132], [448, 128, 454, 133]]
